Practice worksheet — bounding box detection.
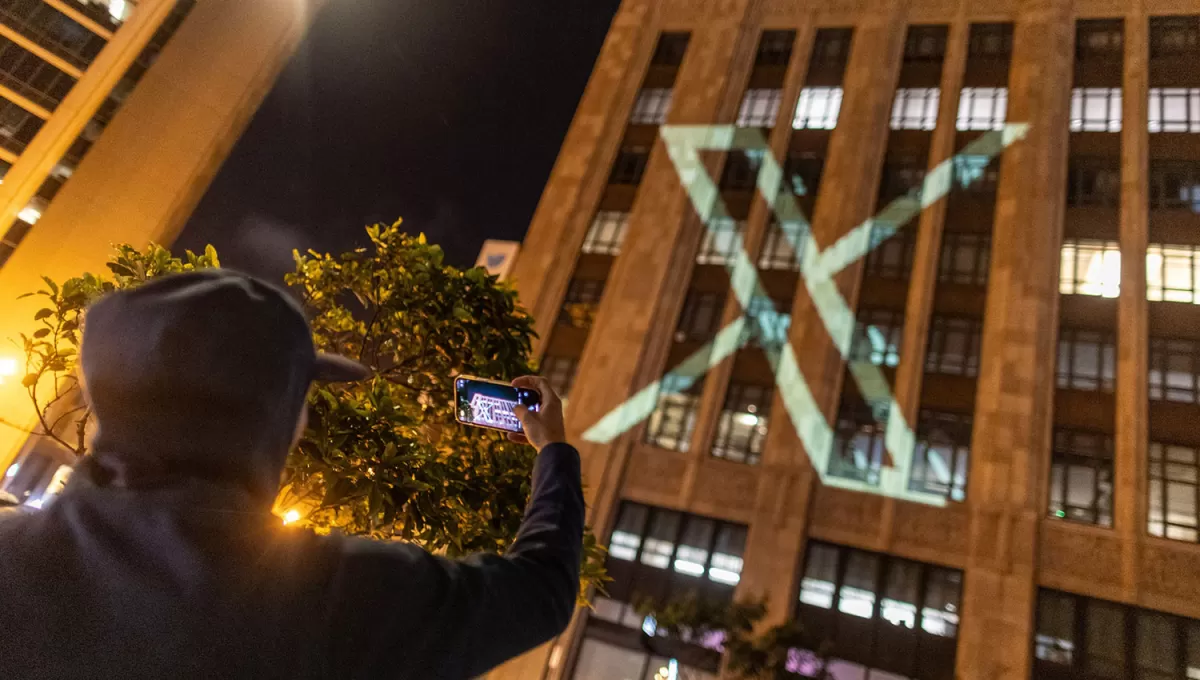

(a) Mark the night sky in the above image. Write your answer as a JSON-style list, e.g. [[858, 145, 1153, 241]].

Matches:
[[176, 1, 622, 281]]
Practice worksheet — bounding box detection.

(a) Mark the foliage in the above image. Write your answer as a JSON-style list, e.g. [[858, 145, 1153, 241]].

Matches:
[[10, 224, 606, 602], [635, 594, 833, 679]]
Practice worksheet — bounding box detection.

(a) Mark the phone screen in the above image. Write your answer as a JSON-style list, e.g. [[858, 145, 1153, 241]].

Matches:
[[454, 377, 540, 434]]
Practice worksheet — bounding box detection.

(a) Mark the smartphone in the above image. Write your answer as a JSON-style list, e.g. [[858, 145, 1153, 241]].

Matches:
[[454, 376, 541, 434]]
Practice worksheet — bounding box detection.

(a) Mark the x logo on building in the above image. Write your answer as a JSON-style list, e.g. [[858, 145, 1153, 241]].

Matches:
[[581, 122, 1029, 508]]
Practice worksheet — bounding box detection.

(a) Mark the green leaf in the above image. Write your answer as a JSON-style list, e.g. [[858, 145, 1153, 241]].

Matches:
[[33, 308, 53, 321], [32, 328, 50, 339], [41, 276, 58, 296]]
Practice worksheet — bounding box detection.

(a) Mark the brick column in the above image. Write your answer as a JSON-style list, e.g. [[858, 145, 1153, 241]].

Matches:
[[1116, 3, 1149, 598], [955, 1, 1073, 678]]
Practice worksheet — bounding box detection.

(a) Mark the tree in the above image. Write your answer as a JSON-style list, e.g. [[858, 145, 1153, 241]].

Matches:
[[7, 222, 605, 600], [635, 595, 833, 679]]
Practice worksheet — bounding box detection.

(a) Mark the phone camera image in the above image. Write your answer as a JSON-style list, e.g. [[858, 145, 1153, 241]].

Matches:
[[454, 377, 536, 435]]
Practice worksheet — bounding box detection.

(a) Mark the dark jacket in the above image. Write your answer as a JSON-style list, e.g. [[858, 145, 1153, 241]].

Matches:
[[0, 442, 583, 679]]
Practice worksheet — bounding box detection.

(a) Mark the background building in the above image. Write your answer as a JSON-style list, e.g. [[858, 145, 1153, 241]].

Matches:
[[0, 0, 318, 502], [502, 0, 1200, 678]]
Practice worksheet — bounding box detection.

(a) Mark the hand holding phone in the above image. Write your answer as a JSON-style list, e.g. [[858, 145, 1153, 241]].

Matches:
[[506, 376, 565, 451], [454, 375, 565, 450]]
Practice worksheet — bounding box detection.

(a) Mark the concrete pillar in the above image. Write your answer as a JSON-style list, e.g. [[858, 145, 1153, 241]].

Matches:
[[955, 1, 1073, 678]]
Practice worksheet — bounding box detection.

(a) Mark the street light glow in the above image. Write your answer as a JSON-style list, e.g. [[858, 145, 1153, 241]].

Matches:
[[0, 356, 18, 384], [282, 509, 301, 525]]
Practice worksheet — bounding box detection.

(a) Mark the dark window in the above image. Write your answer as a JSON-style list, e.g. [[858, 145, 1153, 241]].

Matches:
[[736, 88, 782, 128], [675, 291, 725, 343], [652, 32, 690, 67], [797, 542, 962, 680], [1070, 87, 1123, 132], [949, 154, 1000, 195], [594, 502, 747, 629], [850, 307, 904, 368], [609, 147, 650, 185], [1057, 328, 1116, 392], [696, 218, 744, 266], [909, 410, 972, 502], [1075, 19, 1124, 60], [810, 27, 853, 67], [878, 160, 927, 205], [541, 355, 579, 399], [581, 211, 629, 256], [1049, 429, 1114, 527], [0, 0, 106, 71], [758, 218, 806, 271], [1034, 589, 1200, 680], [863, 226, 915, 280], [738, 294, 790, 349], [0, 97, 43, 156], [0, 35, 75, 111], [1150, 15, 1200, 58], [968, 23, 1013, 58], [1150, 337, 1200, 403], [938, 232, 991, 286], [925, 316, 983, 378], [1150, 161, 1200, 211], [755, 30, 795, 66], [1149, 441, 1200, 543], [904, 25, 948, 62], [645, 376, 704, 452], [630, 87, 673, 125], [829, 402, 887, 486], [711, 383, 771, 465], [784, 152, 824, 197], [1067, 161, 1121, 207], [720, 150, 763, 191], [558, 278, 605, 329]]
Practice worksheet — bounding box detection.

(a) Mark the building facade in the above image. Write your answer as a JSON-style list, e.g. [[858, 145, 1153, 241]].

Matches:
[[500, 0, 1200, 678], [0, 0, 318, 498]]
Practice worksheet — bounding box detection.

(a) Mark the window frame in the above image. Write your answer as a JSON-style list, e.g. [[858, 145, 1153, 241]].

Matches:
[[581, 210, 630, 256], [890, 87, 941, 130], [609, 147, 651, 185], [1148, 441, 1200, 544], [1147, 243, 1200, 303], [1070, 87, 1123, 133], [863, 225, 916, 280], [710, 382, 772, 465], [558, 278, 606, 329], [675, 290, 726, 343], [736, 88, 783, 128], [908, 409, 973, 502], [793, 86, 843, 130], [1148, 87, 1200, 133], [850, 307, 904, 368], [1056, 327, 1117, 393], [540, 355, 579, 400], [1149, 336, 1200, 404], [629, 87, 674, 125], [925, 315, 983, 378], [937, 231, 991, 286], [956, 87, 1009, 131], [1060, 238, 1122, 299], [644, 376, 704, 452], [1048, 428, 1115, 527]]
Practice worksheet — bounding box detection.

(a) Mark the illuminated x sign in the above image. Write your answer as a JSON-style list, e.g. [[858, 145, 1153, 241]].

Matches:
[[582, 122, 1029, 507]]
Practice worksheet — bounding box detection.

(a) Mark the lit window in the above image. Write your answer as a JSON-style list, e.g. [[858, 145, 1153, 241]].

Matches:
[[581, 211, 629, 255], [909, 410, 972, 502], [1070, 87, 1123, 132], [829, 402, 886, 486], [850, 307, 903, 368], [674, 518, 713, 576], [557, 278, 605, 329], [794, 87, 843, 130], [1148, 442, 1200, 543], [1057, 328, 1116, 392], [1148, 88, 1200, 133], [956, 87, 1008, 131], [711, 383, 771, 465], [938, 232, 991, 286], [709, 522, 746, 585], [890, 87, 940, 130], [695, 217, 745, 265], [1149, 337, 1200, 404], [738, 295, 790, 349], [925, 316, 983, 378], [645, 375, 703, 452], [1148, 244, 1200, 303], [630, 88, 674, 125], [736, 88, 782, 128], [1048, 429, 1113, 527], [1060, 239, 1121, 298], [758, 218, 806, 271]]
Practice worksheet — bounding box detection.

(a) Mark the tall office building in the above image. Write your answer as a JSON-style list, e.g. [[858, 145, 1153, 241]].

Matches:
[[502, 1, 1200, 679], [0, 0, 316, 496]]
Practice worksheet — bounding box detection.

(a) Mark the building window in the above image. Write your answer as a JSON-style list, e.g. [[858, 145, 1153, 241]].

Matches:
[[1149, 442, 1200, 543], [652, 32, 690, 67], [0, 36, 75, 111], [850, 307, 903, 368], [811, 27, 853, 66], [1035, 589, 1200, 680], [950, 154, 1000, 195], [879, 161, 926, 205], [1148, 243, 1200, 303], [969, 23, 1013, 58], [909, 410, 972, 502], [630, 88, 673, 125], [1049, 428, 1114, 527], [609, 147, 650, 185], [1066, 161, 1121, 207], [1149, 161, 1200, 212], [829, 402, 886, 485], [1149, 87, 1200, 133], [696, 218, 744, 265], [1070, 87, 1123, 132], [938, 232, 990, 286], [0, 1, 106, 71], [1075, 19, 1124, 60], [594, 501, 748, 630], [720, 151, 763, 191], [756, 30, 795, 66], [736, 88, 782, 128], [1150, 16, 1200, 57], [1060, 239, 1121, 298], [905, 25, 948, 62], [758, 218, 806, 271], [711, 383, 771, 465], [739, 295, 791, 349], [1150, 337, 1200, 404], [797, 542, 963, 680], [785, 152, 824, 197], [645, 376, 704, 452], [675, 291, 725, 343], [0, 97, 43, 156], [1057, 328, 1116, 392], [891, 87, 940, 130], [793, 86, 843, 130], [558, 278, 606, 329], [541, 355, 579, 399], [572, 639, 717, 680], [925, 316, 983, 378], [956, 87, 1008, 131], [581, 211, 629, 256], [863, 226, 915, 280]]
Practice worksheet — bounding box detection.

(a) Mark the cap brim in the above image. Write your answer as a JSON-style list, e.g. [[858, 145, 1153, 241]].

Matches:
[[313, 353, 373, 382]]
